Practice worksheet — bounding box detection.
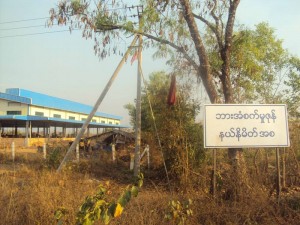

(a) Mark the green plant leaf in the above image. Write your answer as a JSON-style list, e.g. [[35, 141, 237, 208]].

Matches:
[[117, 188, 133, 207], [108, 203, 117, 217], [131, 186, 139, 197]]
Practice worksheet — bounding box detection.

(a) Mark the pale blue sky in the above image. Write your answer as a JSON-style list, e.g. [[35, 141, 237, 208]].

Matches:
[[0, 0, 299, 125]]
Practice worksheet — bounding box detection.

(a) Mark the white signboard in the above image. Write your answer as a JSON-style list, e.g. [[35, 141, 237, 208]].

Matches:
[[204, 104, 290, 148]]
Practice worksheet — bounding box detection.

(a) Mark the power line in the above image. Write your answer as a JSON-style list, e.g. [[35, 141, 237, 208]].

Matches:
[[0, 29, 79, 39], [0, 17, 50, 25], [0, 24, 46, 31], [0, 22, 73, 31], [0, 5, 135, 26]]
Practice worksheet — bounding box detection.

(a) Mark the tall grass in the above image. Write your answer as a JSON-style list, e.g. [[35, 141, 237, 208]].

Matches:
[[0, 123, 299, 225]]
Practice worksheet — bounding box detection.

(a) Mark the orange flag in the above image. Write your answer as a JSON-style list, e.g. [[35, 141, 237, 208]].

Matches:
[[167, 75, 176, 106]]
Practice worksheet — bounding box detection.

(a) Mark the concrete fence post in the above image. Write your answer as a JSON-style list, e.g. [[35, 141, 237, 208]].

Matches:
[[11, 141, 15, 162], [130, 153, 134, 171], [112, 144, 116, 163], [43, 142, 47, 159], [76, 144, 79, 163]]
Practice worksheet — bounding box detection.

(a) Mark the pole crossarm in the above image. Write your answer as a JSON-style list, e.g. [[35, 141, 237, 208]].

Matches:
[[57, 35, 139, 172]]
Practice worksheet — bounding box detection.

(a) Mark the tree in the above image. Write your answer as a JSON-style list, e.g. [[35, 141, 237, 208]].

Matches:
[[49, 0, 300, 194], [49, 0, 239, 102], [204, 22, 299, 107], [283, 56, 300, 119], [50, 0, 241, 159], [125, 71, 204, 185]]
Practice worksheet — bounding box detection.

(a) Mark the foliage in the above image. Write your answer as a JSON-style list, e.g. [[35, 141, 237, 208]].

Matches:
[[123, 103, 136, 128], [125, 71, 205, 183], [205, 22, 292, 104], [165, 199, 193, 225], [49, 1, 300, 106], [49, 0, 299, 188], [284, 195, 300, 211], [45, 146, 66, 169], [283, 57, 300, 118], [0, 145, 300, 225], [49, 0, 236, 103], [54, 207, 69, 225], [55, 174, 144, 225]]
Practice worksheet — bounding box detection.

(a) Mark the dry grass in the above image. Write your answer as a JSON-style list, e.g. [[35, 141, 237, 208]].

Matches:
[[0, 166, 98, 225], [0, 133, 299, 225]]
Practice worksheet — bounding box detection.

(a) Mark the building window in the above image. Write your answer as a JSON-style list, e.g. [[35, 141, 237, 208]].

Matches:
[[81, 118, 87, 121], [53, 114, 61, 118], [109, 122, 112, 124], [92, 119, 97, 123], [35, 112, 44, 116], [116, 122, 119, 125], [69, 116, 75, 120], [101, 120, 106, 124], [7, 111, 21, 115]]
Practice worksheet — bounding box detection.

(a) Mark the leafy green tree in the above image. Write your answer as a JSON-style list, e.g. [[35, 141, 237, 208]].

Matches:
[[204, 22, 299, 106], [125, 71, 204, 184], [49, 0, 241, 161], [48, 1, 252, 196], [231, 23, 290, 104], [283, 56, 300, 118], [49, 0, 299, 191], [49, 0, 239, 103]]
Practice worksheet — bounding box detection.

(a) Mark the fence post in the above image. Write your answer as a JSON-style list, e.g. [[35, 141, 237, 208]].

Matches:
[[76, 144, 79, 163], [43, 142, 47, 159], [130, 153, 134, 171], [112, 144, 116, 163], [11, 141, 15, 162]]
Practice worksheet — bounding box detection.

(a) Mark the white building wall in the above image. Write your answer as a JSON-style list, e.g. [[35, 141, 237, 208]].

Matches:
[[49, 109, 66, 119], [0, 99, 120, 125], [107, 118, 115, 124], [30, 106, 50, 117], [92, 117, 99, 123], [99, 117, 108, 124], [66, 112, 79, 120], [0, 99, 28, 115]]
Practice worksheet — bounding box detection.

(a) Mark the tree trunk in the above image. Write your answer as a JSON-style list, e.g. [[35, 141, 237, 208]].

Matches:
[[225, 148, 249, 200], [179, 0, 220, 104], [180, 0, 247, 199]]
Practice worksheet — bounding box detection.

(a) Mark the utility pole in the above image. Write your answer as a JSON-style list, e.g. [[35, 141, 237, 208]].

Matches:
[[57, 35, 138, 172], [134, 5, 143, 177]]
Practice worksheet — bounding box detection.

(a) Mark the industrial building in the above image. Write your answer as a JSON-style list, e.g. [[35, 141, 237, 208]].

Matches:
[[0, 88, 126, 143]]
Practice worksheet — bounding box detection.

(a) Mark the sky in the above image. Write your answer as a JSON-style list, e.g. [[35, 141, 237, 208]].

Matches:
[[0, 0, 299, 125]]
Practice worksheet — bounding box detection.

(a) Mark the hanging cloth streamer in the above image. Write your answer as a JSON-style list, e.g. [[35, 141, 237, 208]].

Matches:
[[167, 74, 176, 106]]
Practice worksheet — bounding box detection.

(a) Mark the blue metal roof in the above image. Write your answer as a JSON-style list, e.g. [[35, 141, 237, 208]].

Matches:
[[0, 92, 31, 104], [3, 88, 122, 120]]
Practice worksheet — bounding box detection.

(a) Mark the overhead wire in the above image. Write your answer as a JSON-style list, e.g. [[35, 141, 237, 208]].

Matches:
[[0, 4, 132, 25], [0, 24, 47, 31], [0, 29, 80, 39], [0, 17, 50, 24], [0, 4, 131, 39], [0, 18, 78, 38], [0, 16, 71, 39]]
